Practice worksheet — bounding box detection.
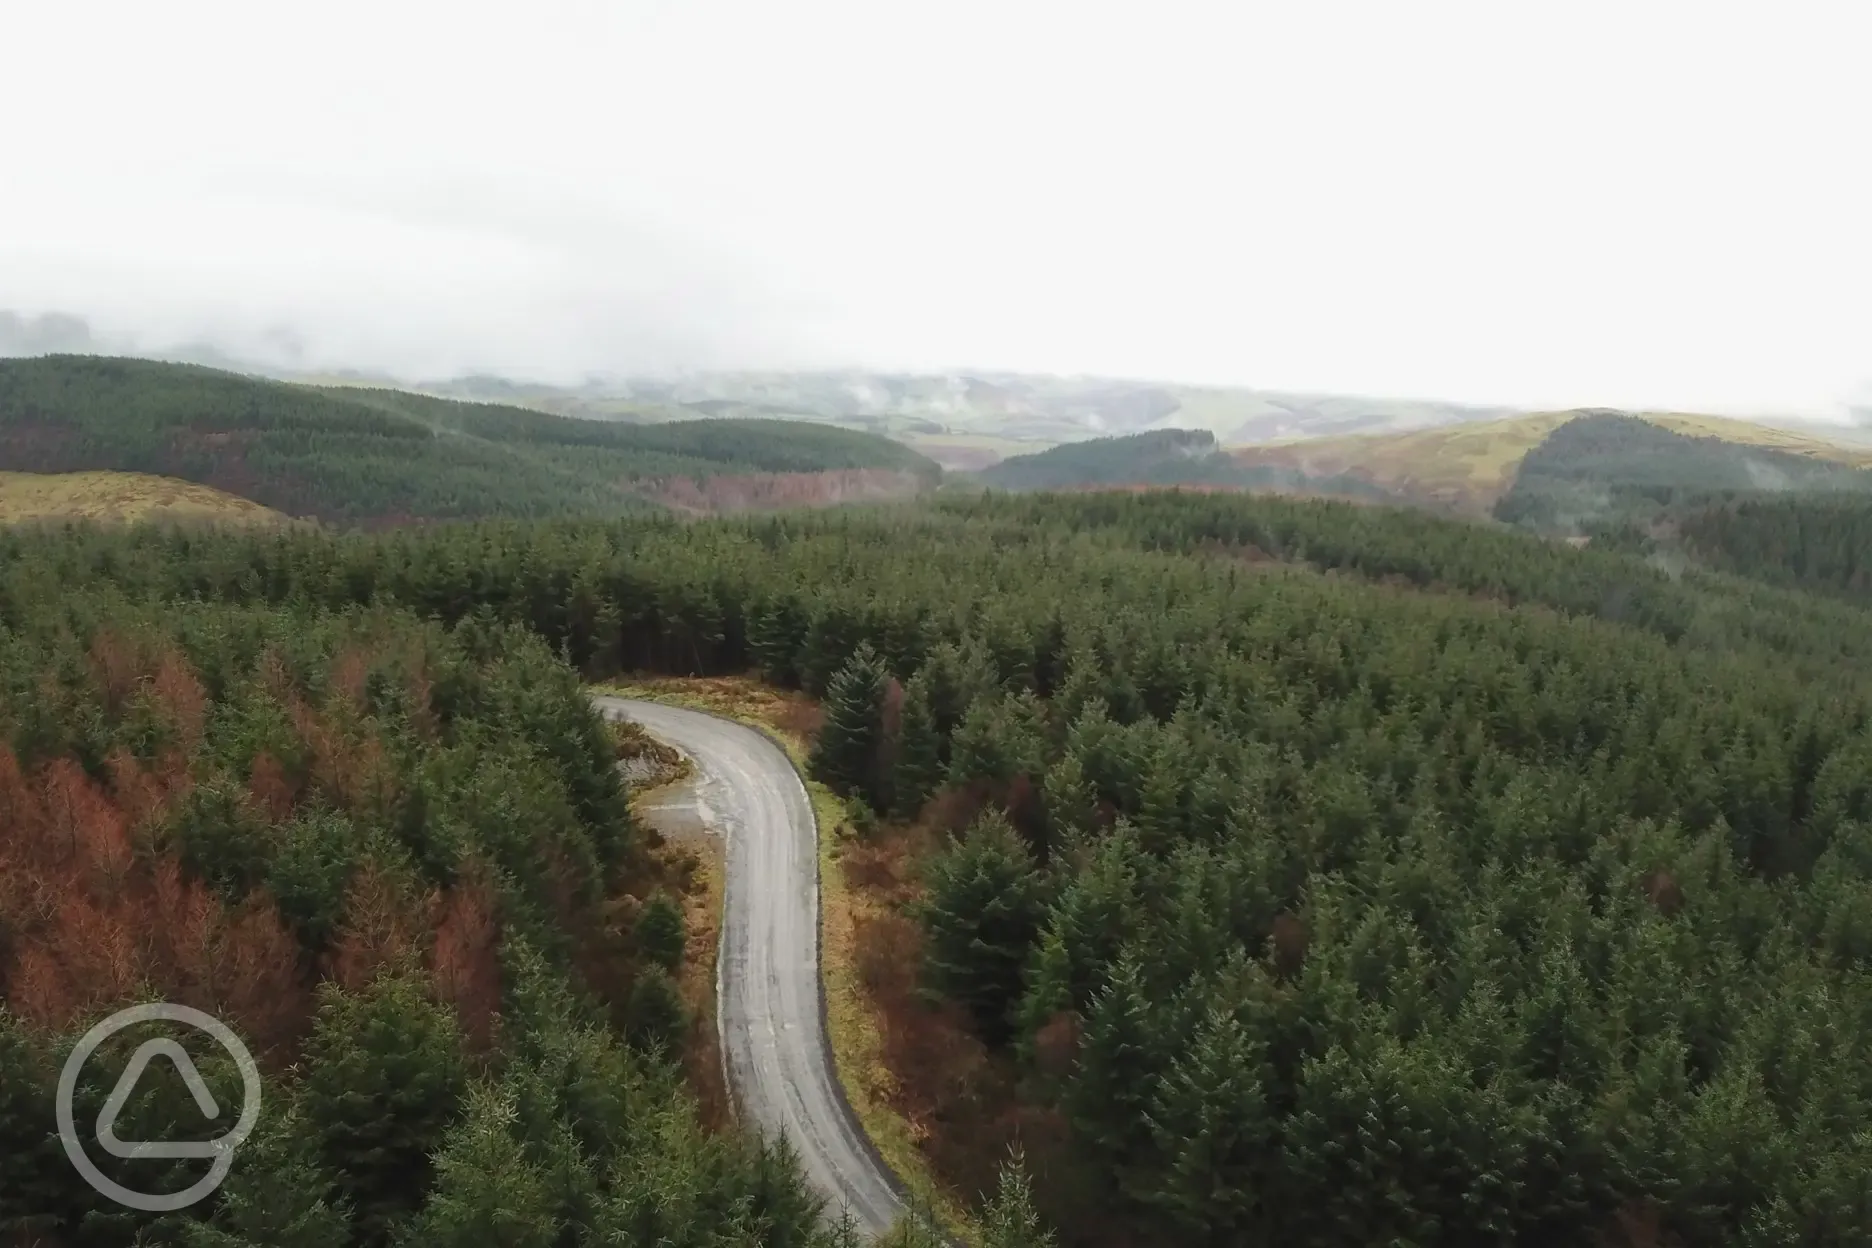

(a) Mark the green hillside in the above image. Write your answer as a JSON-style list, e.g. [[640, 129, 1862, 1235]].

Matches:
[[0, 356, 936, 525], [1494, 411, 1872, 534], [974, 428, 1392, 499]]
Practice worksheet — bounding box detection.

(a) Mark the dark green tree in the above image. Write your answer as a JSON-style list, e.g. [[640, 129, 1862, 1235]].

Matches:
[[920, 812, 1047, 1045], [0, 1011, 69, 1242], [1067, 954, 1162, 1183], [394, 1082, 560, 1248], [182, 1105, 353, 1248], [625, 967, 688, 1057], [1142, 1007, 1279, 1244], [810, 642, 888, 808], [891, 670, 945, 818], [635, 892, 687, 974], [301, 974, 469, 1245]]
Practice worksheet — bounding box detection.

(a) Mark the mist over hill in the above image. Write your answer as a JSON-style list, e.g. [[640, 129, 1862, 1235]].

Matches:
[[6, 308, 1869, 472]]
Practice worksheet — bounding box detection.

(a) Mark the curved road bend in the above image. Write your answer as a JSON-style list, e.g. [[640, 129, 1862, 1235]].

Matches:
[[590, 697, 909, 1238]]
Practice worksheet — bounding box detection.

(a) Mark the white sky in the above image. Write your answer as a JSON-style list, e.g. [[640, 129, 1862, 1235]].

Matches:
[[3, 0, 1868, 414]]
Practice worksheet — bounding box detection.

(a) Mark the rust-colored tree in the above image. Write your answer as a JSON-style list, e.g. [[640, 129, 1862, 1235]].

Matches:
[[430, 865, 502, 1053], [328, 861, 427, 991]]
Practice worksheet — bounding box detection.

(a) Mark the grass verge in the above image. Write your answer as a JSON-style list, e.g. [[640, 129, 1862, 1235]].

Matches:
[[591, 675, 978, 1242]]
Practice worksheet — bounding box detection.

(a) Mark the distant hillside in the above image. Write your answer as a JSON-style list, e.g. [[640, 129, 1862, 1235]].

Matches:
[[976, 429, 1230, 489], [0, 356, 936, 525], [413, 370, 1516, 468], [1227, 412, 1575, 512], [0, 470, 289, 527], [1226, 409, 1872, 517], [973, 427, 1392, 500], [1494, 412, 1872, 534]]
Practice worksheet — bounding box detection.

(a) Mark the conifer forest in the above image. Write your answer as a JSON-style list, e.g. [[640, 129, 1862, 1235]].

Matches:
[[1, 487, 1870, 1246]]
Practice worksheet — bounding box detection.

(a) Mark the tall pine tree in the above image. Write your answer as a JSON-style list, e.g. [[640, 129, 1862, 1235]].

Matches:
[[892, 670, 945, 818], [810, 643, 888, 809], [920, 811, 1047, 1045]]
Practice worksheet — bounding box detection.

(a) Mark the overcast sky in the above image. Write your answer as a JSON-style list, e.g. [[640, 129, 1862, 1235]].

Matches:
[[3, 1, 1867, 413]]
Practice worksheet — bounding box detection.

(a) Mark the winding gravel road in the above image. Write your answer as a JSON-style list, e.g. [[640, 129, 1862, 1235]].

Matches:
[[590, 697, 909, 1238]]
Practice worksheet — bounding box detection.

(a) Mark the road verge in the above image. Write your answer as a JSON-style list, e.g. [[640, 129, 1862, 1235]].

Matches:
[[590, 678, 975, 1243]]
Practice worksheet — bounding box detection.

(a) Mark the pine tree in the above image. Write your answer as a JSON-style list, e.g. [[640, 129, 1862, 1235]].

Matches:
[[1041, 752, 1100, 852], [946, 692, 1046, 790], [1067, 954, 1161, 1180], [301, 973, 469, 1245], [748, 597, 803, 688], [182, 1105, 354, 1248], [625, 966, 688, 1057], [797, 607, 859, 697], [1017, 826, 1139, 1040], [891, 671, 945, 818], [634, 891, 686, 974], [982, 1147, 1057, 1248], [1142, 1007, 1278, 1244], [921, 638, 1002, 739], [920, 812, 1048, 1045], [394, 1082, 560, 1248], [810, 643, 888, 808], [1135, 749, 1188, 853], [0, 1010, 70, 1241]]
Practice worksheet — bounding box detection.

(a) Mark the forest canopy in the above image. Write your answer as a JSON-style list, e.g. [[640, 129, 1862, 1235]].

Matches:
[[6, 485, 1872, 1245], [0, 534, 865, 1246]]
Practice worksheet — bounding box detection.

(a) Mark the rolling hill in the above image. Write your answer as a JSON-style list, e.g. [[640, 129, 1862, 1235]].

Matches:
[[972, 428, 1393, 501], [0, 470, 289, 527], [413, 370, 1516, 468], [1226, 409, 1872, 516], [0, 356, 937, 525], [1226, 412, 1578, 512], [1492, 411, 1872, 533]]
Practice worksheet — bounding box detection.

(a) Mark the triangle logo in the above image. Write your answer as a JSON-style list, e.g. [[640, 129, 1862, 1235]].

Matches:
[[94, 1039, 225, 1161]]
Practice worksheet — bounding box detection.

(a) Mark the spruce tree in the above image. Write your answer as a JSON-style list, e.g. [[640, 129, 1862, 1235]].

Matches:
[[0, 1011, 69, 1242], [301, 974, 469, 1245], [748, 597, 802, 687], [1067, 954, 1161, 1180], [1142, 1007, 1278, 1244], [946, 692, 1046, 790], [1034, 827, 1139, 1017], [982, 1147, 1057, 1248], [891, 671, 945, 818], [625, 967, 688, 1057], [920, 811, 1047, 1045], [634, 891, 687, 974], [394, 1082, 559, 1248], [1041, 752, 1100, 851], [182, 1106, 353, 1248], [810, 643, 888, 807]]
